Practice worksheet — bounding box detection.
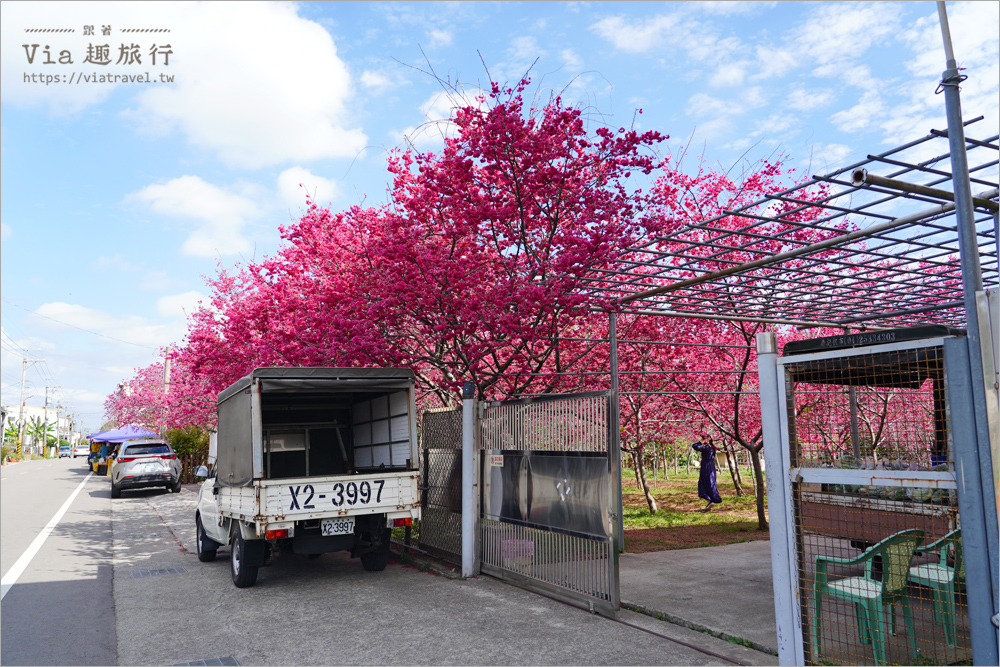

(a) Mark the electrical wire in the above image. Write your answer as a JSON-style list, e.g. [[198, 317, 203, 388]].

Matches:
[[2, 299, 157, 350]]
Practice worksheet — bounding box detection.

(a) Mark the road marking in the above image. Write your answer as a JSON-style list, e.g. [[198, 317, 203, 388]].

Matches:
[[1, 472, 94, 601]]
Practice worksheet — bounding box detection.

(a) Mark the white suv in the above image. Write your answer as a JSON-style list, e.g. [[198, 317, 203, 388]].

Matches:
[[110, 439, 182, 498]]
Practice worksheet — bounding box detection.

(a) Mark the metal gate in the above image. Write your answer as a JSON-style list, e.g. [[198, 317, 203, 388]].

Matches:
[[478, 392, 619, 615], [419, 407, 463, 563], [757, 327, 997, 665]]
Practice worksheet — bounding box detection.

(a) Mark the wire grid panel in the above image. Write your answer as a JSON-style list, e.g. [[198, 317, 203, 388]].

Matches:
[[479, 392, 617, 614], [480, 518, 615, 603], [784, 345, 952, 469], [797, 486, 966, 666], [419, 408, 463, 561], [480, 392, 609, 453], [780, 340, 968, 665], [580, 123, 998, 330]]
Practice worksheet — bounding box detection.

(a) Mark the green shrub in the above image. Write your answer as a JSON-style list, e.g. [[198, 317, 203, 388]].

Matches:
[[165, 425, 209, 457]]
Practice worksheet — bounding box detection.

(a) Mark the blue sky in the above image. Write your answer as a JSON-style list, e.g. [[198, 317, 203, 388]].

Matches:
[[1, 1, 997, 433]]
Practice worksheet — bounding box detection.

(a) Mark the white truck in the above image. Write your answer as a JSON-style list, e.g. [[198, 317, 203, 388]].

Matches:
[[194, 368, 421, 588]]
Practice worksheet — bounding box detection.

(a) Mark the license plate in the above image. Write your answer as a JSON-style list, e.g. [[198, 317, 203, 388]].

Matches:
[[135, 462, 161, 473], [321, 518, 354, 536]]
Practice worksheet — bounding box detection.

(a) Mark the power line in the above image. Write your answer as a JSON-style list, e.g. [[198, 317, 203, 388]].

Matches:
[[2, 300, 158, 350]]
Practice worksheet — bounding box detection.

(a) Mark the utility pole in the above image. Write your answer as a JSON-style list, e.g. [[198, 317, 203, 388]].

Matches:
[[17, 359, 27, 458], [15, 357, 42, 457], [163, 345, 172, 393], [42, 386, 49, 458]]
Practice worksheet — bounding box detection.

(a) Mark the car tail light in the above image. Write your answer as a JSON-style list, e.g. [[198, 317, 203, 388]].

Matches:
[[265, 529, 289, 540], [392, 518, 412, 527], [118, 457, 135, 463], [160, 454, 176, 460]]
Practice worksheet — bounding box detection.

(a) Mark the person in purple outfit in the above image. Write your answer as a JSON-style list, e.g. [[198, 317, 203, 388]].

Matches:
[[692, 436, 722, 512]]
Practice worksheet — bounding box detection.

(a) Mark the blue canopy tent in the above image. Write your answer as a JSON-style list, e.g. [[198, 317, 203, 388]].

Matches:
[[88, 425, 158, 442]]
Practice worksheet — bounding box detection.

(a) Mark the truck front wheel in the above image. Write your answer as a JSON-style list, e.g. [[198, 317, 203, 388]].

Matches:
[[231, 531, 259, 587], [196, 515, 218, 562], [360, 527, 391, 572]]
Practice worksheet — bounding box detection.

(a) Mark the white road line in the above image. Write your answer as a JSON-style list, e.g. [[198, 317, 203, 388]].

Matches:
[[1, 472, 94, 601]]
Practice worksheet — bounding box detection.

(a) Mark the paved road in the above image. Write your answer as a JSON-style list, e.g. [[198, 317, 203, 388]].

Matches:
[[0, 458, 117, 666], [2, 459, 775, 666]]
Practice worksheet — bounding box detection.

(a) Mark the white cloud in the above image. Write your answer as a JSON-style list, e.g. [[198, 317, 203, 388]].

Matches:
[[807, 143, 855, 173], [751, 45, 799, 80], [696, 1, 771, 16], [793, 3, 901, 70], [360, 69, 393, 92], [278, 167, 338, 208], [830, 91, 887, 133], [156, 290, 207, 320], [126, 175, 258, 257], [390, 87, 487, 149], [561, 49, 583, 71], [590, 15, 680, 54], [709, 62, 749, 87], [1, 2, 367, 168], [428, 29, 452, 48], [33, 302, 175, 349], [786, 87, 835, 112]]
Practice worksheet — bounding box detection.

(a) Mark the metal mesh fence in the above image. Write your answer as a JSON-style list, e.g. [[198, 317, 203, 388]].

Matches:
[[798, 486, 966, 666], [480, 518, 614, 603], [783, 341, 968, 665], [785, 346, 951, 470], [418, 408, 463, 562], [480, 393, 609, 453]]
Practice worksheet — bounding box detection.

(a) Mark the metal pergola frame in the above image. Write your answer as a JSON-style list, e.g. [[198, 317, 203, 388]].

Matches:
[[582, 119, 998, 331]]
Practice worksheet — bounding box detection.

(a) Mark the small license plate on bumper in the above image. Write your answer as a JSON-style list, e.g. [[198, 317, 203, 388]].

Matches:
[[321, 518, 354, 536]]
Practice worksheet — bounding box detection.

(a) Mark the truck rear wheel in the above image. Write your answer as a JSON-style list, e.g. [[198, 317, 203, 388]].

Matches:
[[360, 527, 391, 572], [231, 531, 259, 588]]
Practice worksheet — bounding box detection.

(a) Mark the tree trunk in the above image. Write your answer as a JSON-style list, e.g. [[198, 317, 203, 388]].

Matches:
[[723, 442, 745, 496], [630, 450, 658, 514], [749, 446, 768, 530]]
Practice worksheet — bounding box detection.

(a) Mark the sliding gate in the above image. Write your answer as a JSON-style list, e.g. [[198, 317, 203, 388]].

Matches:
[[478, 392, 620, 615]]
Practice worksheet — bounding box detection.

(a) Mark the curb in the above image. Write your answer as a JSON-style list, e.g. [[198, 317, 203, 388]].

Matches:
[[621, 599, 778, 657]]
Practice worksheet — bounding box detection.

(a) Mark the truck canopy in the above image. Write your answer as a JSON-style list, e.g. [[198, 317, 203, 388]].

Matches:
[[216, 368, 418, 488]]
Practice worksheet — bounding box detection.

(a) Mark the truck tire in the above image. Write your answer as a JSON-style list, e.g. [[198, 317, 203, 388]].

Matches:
[[231, 531, 259, 588], [196, 515, 217, 562], [110, 482, 121, 499], [360, 527, 391, 572]]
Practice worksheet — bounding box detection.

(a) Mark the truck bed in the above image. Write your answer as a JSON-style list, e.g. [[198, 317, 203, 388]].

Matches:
[[219, 470, 420, 525]]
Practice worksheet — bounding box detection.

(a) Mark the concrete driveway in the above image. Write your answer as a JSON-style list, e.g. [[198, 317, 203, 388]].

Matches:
[[110, 485, 776, 666]]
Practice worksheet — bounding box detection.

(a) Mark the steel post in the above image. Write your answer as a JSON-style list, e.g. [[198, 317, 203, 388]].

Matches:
[[756, 332, 801, 665], [938, 2, 999, 647], [461, 381, 475, 578], [609, 312, 624, 552]]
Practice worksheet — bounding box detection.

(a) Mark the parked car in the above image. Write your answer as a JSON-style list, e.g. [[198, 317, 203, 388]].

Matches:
[[110, 439, 182, 498], [73, 443, 90, 458], [58, 445, 71, 458]]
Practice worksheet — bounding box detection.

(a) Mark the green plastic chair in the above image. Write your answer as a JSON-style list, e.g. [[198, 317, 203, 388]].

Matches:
[[812, 529, 924, 666], [907, 529, 963, 646]]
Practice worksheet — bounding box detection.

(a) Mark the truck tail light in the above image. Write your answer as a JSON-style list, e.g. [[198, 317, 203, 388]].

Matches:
[[266, 529, 289, 540], [392, 518, 412, 527]]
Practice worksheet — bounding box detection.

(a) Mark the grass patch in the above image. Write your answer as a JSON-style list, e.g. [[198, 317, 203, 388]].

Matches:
[[621, 468, 769, 553]]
